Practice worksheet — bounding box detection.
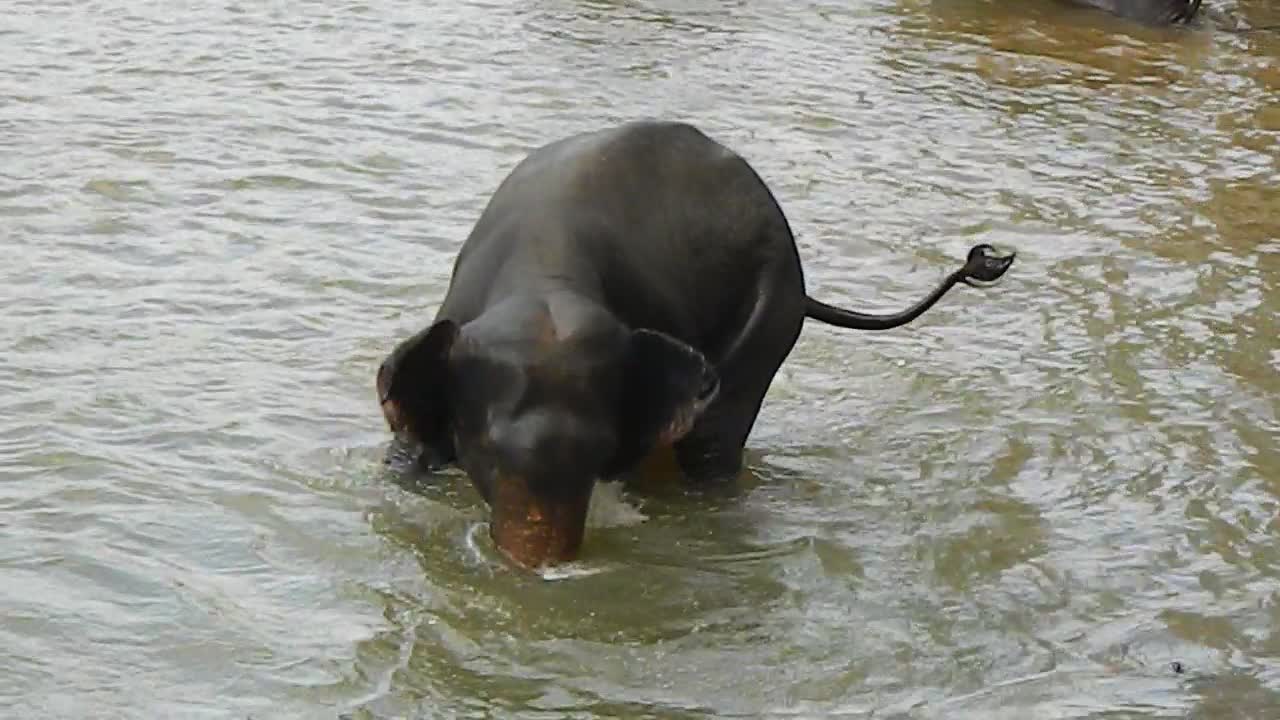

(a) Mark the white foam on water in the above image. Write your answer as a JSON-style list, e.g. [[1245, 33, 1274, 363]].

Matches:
[[584, 479, 648, 529], [535, 561, 612, 581], [462, 521, 505, 571]]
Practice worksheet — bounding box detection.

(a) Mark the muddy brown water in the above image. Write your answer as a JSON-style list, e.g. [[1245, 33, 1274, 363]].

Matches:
[[2, 0, 1279, 718]]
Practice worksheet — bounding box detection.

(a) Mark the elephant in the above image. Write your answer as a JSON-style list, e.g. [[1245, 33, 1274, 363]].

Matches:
[[376, 120, 1015, 570], [1065, 0, 1203, 23]]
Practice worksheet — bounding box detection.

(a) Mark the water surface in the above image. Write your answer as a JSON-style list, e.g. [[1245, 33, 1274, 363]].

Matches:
[[2, 0, 1279, 717]]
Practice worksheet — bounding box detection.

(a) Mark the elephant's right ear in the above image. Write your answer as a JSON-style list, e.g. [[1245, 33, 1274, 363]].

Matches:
[[377, 320, 459, 443], [622, 328, 719, 447]]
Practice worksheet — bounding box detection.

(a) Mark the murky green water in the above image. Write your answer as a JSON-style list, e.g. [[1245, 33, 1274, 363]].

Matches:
[[3, 0, 1278, 717]]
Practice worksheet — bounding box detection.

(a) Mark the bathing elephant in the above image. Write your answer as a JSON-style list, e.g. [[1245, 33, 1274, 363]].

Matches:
[[376, 121, 1015, 570]]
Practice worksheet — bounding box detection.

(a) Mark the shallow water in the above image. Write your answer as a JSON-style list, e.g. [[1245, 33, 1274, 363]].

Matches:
[[2, 0, 1279, 717]]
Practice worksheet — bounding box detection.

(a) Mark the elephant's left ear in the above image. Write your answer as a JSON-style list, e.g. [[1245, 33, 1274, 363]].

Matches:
[[378, 319, 459, 443]]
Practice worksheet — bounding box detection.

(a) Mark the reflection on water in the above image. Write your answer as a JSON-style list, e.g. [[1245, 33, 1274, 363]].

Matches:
[[2, 0, 1278, 717]]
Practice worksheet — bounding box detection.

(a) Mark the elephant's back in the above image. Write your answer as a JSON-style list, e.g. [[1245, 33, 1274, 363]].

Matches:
[[448, 121, 800, 348]]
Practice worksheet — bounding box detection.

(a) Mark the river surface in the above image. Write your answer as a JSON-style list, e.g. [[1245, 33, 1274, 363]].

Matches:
[[3, 0, 1279, 718]]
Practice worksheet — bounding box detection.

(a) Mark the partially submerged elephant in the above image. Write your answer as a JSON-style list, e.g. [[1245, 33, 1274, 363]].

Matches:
[[376, 121, 1015, 570], [1066, 0, 1203, 24]]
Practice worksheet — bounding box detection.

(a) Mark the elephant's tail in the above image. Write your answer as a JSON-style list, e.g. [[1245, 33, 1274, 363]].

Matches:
[[803, 244, 1015, 331]]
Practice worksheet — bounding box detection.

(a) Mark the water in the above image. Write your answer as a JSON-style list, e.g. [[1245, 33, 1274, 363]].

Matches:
[[2, 0, 1278, 717]]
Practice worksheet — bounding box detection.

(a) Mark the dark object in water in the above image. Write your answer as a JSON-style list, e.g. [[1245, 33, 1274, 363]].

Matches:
[[1065, 0, 1203, 24], [375, 120, 1016, 570]]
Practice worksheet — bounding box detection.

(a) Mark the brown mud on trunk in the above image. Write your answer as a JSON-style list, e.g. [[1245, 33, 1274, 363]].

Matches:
[[490, 475, 593, 570]]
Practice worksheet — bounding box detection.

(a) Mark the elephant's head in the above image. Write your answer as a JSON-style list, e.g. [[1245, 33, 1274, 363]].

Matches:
[[376, 308, 718, 569]]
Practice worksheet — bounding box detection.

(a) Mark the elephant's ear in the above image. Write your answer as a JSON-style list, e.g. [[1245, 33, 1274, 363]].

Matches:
[[623, 329, 720, 447], [379, 320, 459, 451]]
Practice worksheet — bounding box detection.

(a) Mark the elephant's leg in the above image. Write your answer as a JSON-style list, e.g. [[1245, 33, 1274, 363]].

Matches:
[[674, 256, 806, 482]]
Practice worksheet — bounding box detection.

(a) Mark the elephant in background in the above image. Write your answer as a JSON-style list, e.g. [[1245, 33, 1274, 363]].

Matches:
[[1065, 0, 1202, 24]]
